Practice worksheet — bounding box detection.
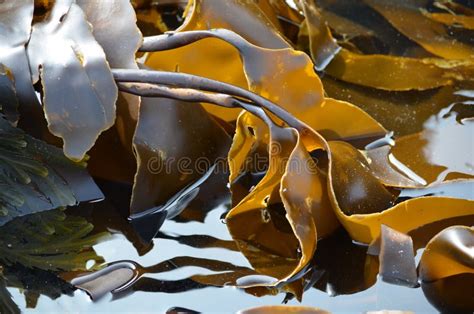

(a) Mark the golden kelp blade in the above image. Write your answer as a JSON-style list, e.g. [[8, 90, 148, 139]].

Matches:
[[296, 127, 474, 245], [424, 12, 474, 30], [325, 49, 473, 91], [146, 0, 288, 121], [227, 108, 337, 290], [76, 0, 143, 149], [365, 0, 474, 61], [27, 0, 117, 160], [419, 225, 474, 283], [148, 28, 387, 145], [321, 76, 471, 136]]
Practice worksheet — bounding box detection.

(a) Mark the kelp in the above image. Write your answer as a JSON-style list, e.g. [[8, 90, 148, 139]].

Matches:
[[0, 116, 103, 227], [326, 139, 474, 243], [144, 29, 387, 144], [321, 76, 473, 136], [146, 0, 290, 121], [296, 1, 474, 91], [365, 0, 474, 61], [325, 49, 474, 91], [0, 209, 108, 271], [419, 225, 474, 283], [419, 226, 474, 313], [27, 0, 118, 160], [76, 0, 143, 149], [0, 0, 38, 114], [424, 12, 474, 30], [226, 108, 328, 291], [299, 0, 340, 70], [2, 264, 76, 309], [0, 0, 474, 310]]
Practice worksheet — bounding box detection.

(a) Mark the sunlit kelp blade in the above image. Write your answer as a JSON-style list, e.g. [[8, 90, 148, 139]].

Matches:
[[325, 138, 474, 243], [322, 76, 473, 136], [77, 0, 143, 149], [146, 28, 387, 145], [0, 116, 103, 226], [146, 0, 289, 121], [299, 0, 340, 70], [27, 0, 118, 160], [365, 0, 474, 61], [419, 226, 474, 312], [296, 1, 474, 91], [0, 209, 108, 271], [226, 108, 339, 294]]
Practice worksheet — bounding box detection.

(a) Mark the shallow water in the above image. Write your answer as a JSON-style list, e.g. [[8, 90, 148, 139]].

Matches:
[[8, 204, 439, 313]]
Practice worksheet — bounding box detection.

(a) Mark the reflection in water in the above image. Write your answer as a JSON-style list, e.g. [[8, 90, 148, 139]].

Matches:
[[6, 203, 438, 312], [422, 108, 474, 182]]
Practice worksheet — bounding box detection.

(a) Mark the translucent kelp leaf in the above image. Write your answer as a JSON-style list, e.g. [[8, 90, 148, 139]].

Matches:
[[326, 140, 474, 243], [299, 0, 340, 70], [27, 0, 118, 160], [0, 209, 108, 271], [0, 116, 103, 227], [130, 96, 231, 214], [297, 1, 473, 91], [226, 108, 338, 291], [368, 112, 474, 187], [325, 49, 473, 91], [419, 225, 474, 283], [145, 29, 385, 143], [329, 141, 397, 215], [365, 0, 474, 60], [282, 123, 474, 244], [76, 0, 143, 148], [0, 0, 38, 114], [303, 98, 386, 145], [3, 263, 76, 309], [0, 64, 19, 123]]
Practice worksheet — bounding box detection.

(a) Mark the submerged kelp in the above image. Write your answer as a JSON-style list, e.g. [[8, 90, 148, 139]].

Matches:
[[0, 0, 473, 312]]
